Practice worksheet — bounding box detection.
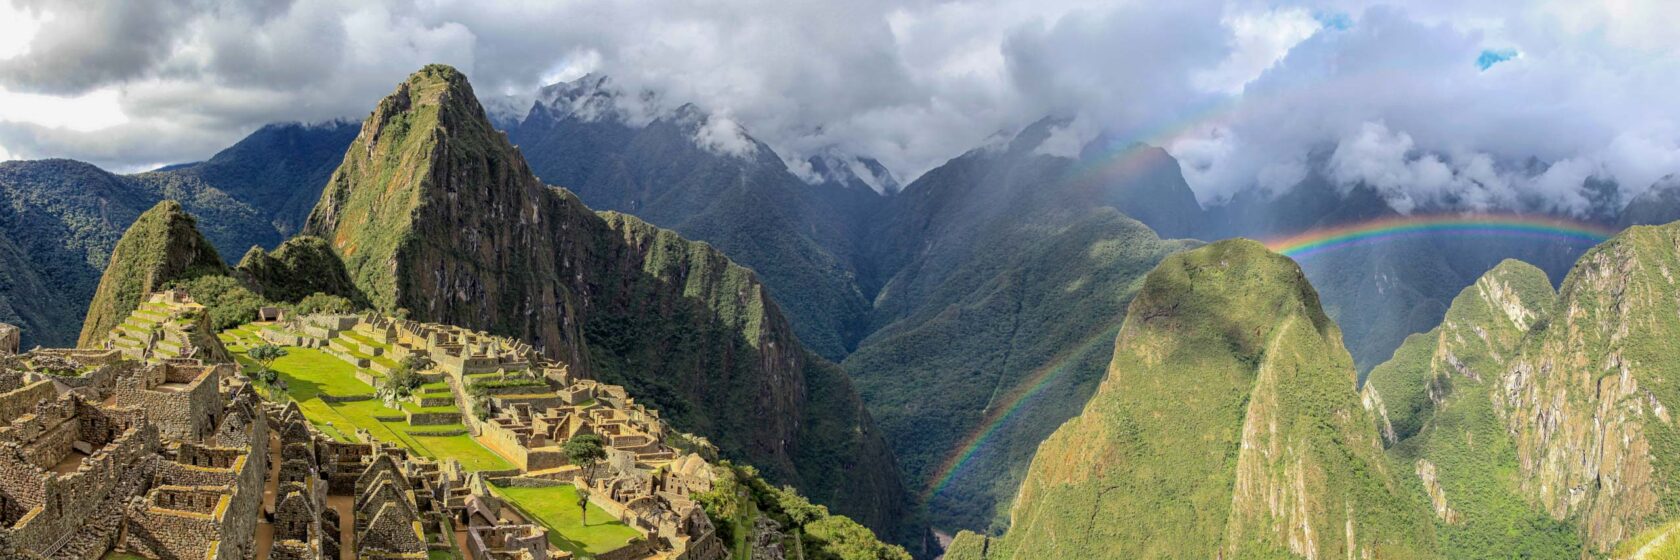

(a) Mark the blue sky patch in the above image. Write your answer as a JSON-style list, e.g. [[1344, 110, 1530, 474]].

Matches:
[[1315, 12, 1353, 31], [1477, 48, 1519, 70]]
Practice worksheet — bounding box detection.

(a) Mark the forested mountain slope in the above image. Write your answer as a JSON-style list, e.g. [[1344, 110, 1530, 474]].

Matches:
[[946, 239, 1436, 558], [302, 65, 914, 543]]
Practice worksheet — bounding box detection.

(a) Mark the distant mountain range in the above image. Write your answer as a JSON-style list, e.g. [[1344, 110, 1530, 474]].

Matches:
[[5, 70, 1679, 543], [0, 121, 356, 348]]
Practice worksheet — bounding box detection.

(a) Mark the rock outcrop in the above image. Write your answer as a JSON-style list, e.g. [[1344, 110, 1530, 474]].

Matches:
[[1496, 224, 1680, 552], [948, 239, 1435, 559], [1359, 260, 1581, 556], [78, 200, 230, 347], [302, 65, 910, 537]]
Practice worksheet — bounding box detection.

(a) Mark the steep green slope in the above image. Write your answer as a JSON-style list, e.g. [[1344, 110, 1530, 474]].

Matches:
[[849, 120, 1199, 531], [0, 122, 354, 348], [1494, 223, 1680, 552], [234, 235, 366, 305], [303, 65, 912, 543], [77, 200, 229, 346], [1360, 260, 1581, 557], [950, 239, 1435, 559]]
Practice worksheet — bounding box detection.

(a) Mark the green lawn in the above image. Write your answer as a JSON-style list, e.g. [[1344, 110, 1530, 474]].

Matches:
[[492, 483, 642, 556], [228, 340, 512, 472]]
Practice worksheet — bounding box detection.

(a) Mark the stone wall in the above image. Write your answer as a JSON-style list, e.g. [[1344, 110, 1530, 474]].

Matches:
[[121, 487, 224, 560], [405, 411, 462, 426], [112, 363, 221, 441], [0, 381, 55, 424], [3, 415, 158, 554], [0, 325, 18, 356]]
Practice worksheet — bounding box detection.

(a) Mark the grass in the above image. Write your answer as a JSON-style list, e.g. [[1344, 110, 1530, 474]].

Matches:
[[491, 483, 642, 557], [228, 339, 512, 472], [1615, 518, 1680, 559]]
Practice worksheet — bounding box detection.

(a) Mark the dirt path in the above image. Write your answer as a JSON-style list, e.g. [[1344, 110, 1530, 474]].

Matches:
[[253, 434, 281, 559], [327, 495, 355, 559]]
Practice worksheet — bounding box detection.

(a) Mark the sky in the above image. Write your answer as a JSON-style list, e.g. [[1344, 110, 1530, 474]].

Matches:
[[0, 0, 1677, 214]]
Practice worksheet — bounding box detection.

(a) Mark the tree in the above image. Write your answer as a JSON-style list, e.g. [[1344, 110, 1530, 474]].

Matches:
[[563, 434, 608, 481], [377, 364, 424, 405], [247, 344, 287, 380], [293, 292, 354, 315], [576, 486, 592, 526], [401, 353, 434, 373]]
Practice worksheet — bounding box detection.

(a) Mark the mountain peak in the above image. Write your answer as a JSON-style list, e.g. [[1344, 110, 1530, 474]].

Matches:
[[305, 62, 538, 311], [951, 238, 1435, 559], [78, 200, 229, 346]]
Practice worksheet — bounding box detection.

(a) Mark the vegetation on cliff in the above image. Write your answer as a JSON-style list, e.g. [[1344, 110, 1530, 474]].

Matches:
[[949, 239, 1435, 559], [235, 235, 367, 305], [302, 65, 915, 546], [1360, 260, 1581, 557], [697, 461, 912, 560], [78, 200, 229, 346]]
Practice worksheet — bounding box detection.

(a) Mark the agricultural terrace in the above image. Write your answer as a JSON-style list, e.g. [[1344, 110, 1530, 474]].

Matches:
[[219, 322, 514, 471], [491, 483, 643, 557]]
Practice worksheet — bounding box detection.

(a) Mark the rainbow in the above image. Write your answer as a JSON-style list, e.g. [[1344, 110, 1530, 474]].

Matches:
[[1265, 214, 1618, 259], [921, 327, 1120, 505]]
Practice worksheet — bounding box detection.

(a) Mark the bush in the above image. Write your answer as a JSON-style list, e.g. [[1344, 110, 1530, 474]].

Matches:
[[293, 292, 354, 315], [377, 365, 424, 403], [168, 275, 269, 331]]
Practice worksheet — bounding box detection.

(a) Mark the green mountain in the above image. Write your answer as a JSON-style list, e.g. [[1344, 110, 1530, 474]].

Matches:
[[233, 235, 368, 305], [77, 200, 230, 346], [0, 122, 356, 348], [1360, 219, 1680, 556], [1203, 172, 1592, 373], [1491, 223, 1680, 552], [303, 65, 913, 542], [947, 239, 1436, 559], [850, 121, 1201, 530], [1359, 260, 1583, 557]]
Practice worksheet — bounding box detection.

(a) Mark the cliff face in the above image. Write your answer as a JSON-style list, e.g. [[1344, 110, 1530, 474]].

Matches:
[[1360, 261, 1582, 557], [303, 65, 909, 536], [78, 200, 230, 346], [1496, 224, 1680, 552], [951, 239, 1434, 559]]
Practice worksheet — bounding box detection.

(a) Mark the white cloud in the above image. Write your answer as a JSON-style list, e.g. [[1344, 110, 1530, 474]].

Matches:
[[0, 0, 1673, 216], [691, 113, 758, 159], [0, 87, 127, 132], [1193, 8, 1321, 94]]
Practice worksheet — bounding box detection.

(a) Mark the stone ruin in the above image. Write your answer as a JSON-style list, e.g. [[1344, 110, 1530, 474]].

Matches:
[[245, 312, 729, 560], [100, 290, 232, 364], [0, 323, 18, 356], [0, 344, 267, 560]]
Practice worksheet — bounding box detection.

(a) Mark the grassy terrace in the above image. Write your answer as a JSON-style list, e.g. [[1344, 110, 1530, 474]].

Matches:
[[491, 483, 641, 557], [220, 327, 512, 472]]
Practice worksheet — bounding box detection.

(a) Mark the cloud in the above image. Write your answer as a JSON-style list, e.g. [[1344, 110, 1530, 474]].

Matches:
[[0, 0, 1672, 212]]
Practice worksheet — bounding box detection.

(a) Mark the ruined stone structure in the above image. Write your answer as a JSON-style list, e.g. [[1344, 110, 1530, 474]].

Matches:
[[0, 299, 728, 559], [0, 324, 18, 356], [242, 312, 727, 560], [0, 297, 264, 560]]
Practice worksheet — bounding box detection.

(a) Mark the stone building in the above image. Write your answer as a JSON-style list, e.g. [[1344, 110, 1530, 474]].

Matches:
[[112, 361, 228, 441], [468, 523, 551, 560], [0, 293, 266, 560], [0, 323, 17, 356]]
